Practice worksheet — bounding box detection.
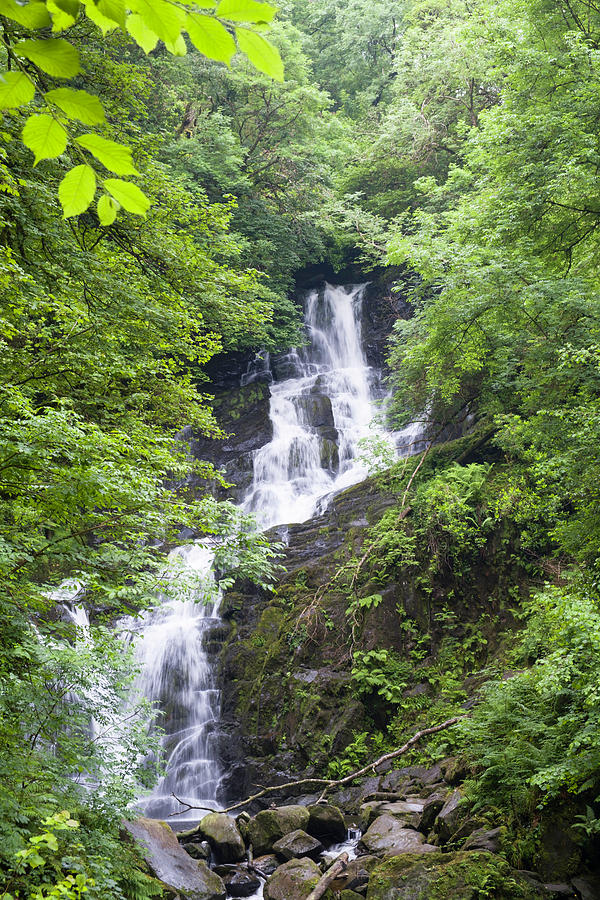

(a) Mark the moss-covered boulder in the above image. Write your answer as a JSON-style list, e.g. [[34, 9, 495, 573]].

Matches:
[[247, 806, 310, 855], [264, 857, 333, 900], [307, 803, 347, 843], [123, 818, 226, 900], [197, 813, 246, 863], [366, 851, 544, 900]]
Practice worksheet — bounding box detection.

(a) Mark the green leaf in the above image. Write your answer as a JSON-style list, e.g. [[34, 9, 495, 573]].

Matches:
[[18, 39, 80, 78], [126, 13, 159, 52], [0, 72, 35, 109], [22, 114, 68, 165], [53, 0, 80, 16], [235, 27, 282, 79], [97, 0, 125, 27], [45, 88, 105, 125], [97, 194, 119, 225], [186, 13, 235, 64], [47, 0, 77, 31], [0, 0, 51, 28], [130, 0, 183, 44], [104, 178, 150, 216], [59, 165, 96, 218], [165, 32, 187, 55], [217, 0, 275, 23], [76, 134, 138, 175], [81, 0, 116, 30]]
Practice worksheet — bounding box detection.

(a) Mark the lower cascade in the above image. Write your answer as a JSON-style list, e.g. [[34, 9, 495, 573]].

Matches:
[[131, 544, 224, 821], [133, 282, 399, 820]]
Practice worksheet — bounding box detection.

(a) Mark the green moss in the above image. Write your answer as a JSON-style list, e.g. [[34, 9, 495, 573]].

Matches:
[[366, 851, 542, 900]]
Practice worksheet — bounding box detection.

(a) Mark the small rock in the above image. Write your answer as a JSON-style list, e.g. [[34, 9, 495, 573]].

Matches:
[[182, 841, 212, 861], [221, 868, 262, 898], [463, 826, 503, 854], [434, 789, 464, 843], [571, 875, 600, 899], [264, 857, 322, 900], [379, 768, 420, 793], [272, 829, 323, 861], [252, 854, 279, 877], [418, 790, 447, 833], [440, 757, 468, 785], [359, 814, 436, 857], [198, 813, 246, 863], [360, 800, 422, 831], [542, 885, 576, 898], [247, 805, 310, 855], [421, 763, 444, 785], [307, 803, 347, 843]]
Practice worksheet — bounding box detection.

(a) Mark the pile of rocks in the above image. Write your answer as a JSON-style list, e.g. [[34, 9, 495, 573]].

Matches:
[[125, 761, 599, 900]]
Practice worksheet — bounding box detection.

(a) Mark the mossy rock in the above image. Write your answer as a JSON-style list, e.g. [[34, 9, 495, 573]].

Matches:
[[264, 857, 334, 900], [366, 851, 544, 900], [247, 806, 310, 855]]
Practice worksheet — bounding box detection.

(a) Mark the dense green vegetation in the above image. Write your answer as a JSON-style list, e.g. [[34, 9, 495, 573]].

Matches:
[[3, 0, 600, 893]]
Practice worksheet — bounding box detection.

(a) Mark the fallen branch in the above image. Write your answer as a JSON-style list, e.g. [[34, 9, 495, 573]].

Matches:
[[170, 716, 463, 816], [306, 852, 349, 900]]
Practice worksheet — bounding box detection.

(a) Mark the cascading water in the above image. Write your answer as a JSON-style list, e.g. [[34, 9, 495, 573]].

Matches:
[[131, 543, 223, 822], [131, 282, 420, 825], [242, 283, 391, 529]]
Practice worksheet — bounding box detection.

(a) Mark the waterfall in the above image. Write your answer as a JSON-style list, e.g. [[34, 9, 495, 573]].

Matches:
[[242, 283, 392, 529], [131, 282, 411, 821], [131, 543, 223, 821]]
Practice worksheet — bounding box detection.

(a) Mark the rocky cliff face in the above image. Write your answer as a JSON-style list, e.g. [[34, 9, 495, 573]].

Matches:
[[215, 430, 527, 805]]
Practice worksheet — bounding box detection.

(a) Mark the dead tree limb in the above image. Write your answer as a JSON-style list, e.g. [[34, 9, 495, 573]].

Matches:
[[170, 716, 463, 817], [306, 852, 349, 900]]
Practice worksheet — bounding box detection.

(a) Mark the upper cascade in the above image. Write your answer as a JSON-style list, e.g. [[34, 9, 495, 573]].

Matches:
[[242, 282, 391, 529]]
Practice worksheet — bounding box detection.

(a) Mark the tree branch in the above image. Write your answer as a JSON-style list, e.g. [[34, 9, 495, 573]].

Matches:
[[170, 716, 463, 817]]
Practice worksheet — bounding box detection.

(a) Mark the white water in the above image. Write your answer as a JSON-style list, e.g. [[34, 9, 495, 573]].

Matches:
[[124, 283, 420, 821], [131, 543, 223, 821], [242, 283, 393, 529]]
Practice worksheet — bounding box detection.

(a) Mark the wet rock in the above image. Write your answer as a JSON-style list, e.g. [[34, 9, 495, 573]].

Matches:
[[252, 854, 280, 877], [365, 850, 544, 900], [297, 392, 335, 428], [360, 799, 422, 831], [537, 813, 581, 882], [123, 818, 226, 900], [434, 789, 465, 843], [247, 805, 310, 855], [182, 841, 212, 861], [359, 815, 436, 857], [379, 768, 421, 794], [221, 868, 261, 898], [571, 875, 600, 899], [307, 803, 347, 843], [463, 826, 503, 854], [440, 757, 469, 786], [418, 790, 447, 834], [542, 885, 576, 898], [332, 856, 379, 894], [421, 762, 444, 785], [198, 813, 246, 863], [263, 857, 323, 900], [272, 829, 323, 861]]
